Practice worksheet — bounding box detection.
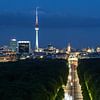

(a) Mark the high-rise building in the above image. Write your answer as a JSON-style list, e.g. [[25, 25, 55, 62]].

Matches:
[[35, 7, 39, 52], [17, 41, 31, 54], [10, 39, 17, 52]]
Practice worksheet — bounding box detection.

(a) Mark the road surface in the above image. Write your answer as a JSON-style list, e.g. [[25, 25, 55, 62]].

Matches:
[[63, 54, 83, 100]]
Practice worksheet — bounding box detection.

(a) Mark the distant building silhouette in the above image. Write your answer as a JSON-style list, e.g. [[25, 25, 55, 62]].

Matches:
[[10, 38, 17, 52]]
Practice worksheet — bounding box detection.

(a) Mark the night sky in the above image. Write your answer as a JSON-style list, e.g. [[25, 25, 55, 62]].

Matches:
[[0, 0, 100, 49]]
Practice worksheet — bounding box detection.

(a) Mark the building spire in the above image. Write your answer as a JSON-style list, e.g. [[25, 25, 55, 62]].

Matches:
[[67, 43, 71, 53], [35, 7, 39, 28]]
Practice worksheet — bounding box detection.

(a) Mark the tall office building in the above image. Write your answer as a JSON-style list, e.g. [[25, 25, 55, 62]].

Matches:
[[17, 41, 31, 54], [35, 7, 39, 52], [10, 39, 17, 52]]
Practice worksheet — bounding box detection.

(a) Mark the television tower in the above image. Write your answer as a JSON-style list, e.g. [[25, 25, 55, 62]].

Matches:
[[35, 7, 39, 52]]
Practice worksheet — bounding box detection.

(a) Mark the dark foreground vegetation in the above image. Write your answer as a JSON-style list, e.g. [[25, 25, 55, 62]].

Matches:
[[78, 58, 100, 100], [0, 59, 68, 100]]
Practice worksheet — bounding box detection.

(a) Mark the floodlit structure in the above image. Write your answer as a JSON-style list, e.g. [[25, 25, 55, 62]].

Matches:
[[96, 47, 100, 52], [35, 7, 39, 52], [67, 43, 71, 53]]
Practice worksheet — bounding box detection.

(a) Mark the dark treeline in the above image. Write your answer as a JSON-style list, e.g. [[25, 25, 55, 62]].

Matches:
[[78, 58, 100, 100], [0, 59, 68, 100]]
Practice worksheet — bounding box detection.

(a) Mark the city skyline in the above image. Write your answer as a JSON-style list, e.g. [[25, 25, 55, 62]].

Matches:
[[0, 0, 100, 48], [0, 1, 100, 99]]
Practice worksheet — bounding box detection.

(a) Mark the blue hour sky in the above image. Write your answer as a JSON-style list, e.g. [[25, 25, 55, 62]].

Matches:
[[0, 0, 100, 48], [0, 0, 100, 17]]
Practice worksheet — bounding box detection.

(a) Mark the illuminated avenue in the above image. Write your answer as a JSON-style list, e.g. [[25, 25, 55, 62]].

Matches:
[[63, 53, 83, 100]]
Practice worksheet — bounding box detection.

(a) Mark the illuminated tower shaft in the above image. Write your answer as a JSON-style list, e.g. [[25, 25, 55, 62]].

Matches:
[[35, 7, 39, 51], [35, 27, 39, 51]]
